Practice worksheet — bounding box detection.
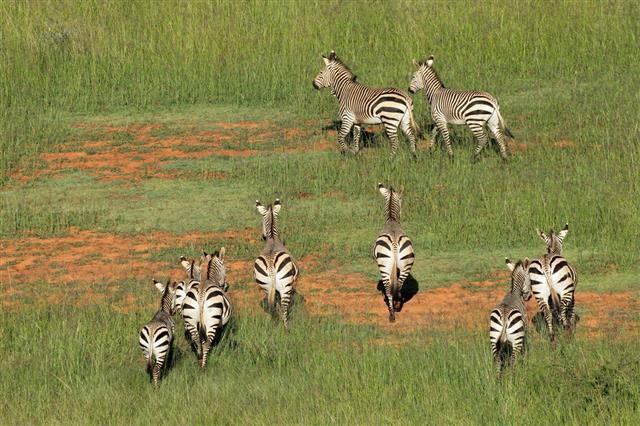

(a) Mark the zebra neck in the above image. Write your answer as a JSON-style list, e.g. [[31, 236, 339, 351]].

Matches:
[[331, 74, 357, 100], [160, 291, 173, 313], [385, 199, 401, 223], [424, 71, 444, 103]]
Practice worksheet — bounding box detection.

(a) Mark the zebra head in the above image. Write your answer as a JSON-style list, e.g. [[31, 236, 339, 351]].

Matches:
[[313, 51, 356, 93], [536, 223, 569, 255], [180, 255, 201, 281], [409, 56, 441, 99], [505, 258, 532, 301], [378, 183, 403, 222], [200, 247, 227, 288], [153, 278, 180, 315], [256, 199, 282, 241]]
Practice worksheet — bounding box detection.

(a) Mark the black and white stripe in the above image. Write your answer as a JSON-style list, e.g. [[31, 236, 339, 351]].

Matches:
[[409, 56, 513, 160], [490, 258, 532, 375], [314, 50, 419, 156], [528, 223, 578, 343], [254, 199, 299, 329], [372, 183, 415, 322], [181, 249, 232, 369], [138, 279, 178, 387]]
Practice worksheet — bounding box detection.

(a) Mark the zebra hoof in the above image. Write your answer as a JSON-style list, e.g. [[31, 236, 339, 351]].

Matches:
[[388, 313, 396, 322]]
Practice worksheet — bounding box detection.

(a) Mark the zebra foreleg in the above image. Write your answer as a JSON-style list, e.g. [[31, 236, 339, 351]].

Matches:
[[428, 126, 438, 152], [337, 119, 354, 154], [435, 120, 454, 159], [352, 125, 362, 154]]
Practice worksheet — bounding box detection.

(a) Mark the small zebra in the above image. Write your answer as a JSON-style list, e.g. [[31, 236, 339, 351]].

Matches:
[[138, 279, 179, 387], [528, 223, 578, 343], [181, 248, 232, 369], [313, 50, 419, 156], [254, 199, 299, 329], [372, 183, 415, 322], [490, 258, 532, 375], [408, 56, 514, 161]]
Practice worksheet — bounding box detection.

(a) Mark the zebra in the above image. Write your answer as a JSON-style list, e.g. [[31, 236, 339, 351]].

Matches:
[[372, 183, 415, 322], [528, 223, 578, 344], [138, 279, 179, 387], [490, 258, 532, 375], [408, 55, 514, 161], [254, 199, 299, 329], [181, 248, 232, 369], [313, 50, 419, 156]]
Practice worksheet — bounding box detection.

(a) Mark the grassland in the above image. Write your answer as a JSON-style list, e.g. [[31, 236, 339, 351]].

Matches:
[[1, 1, 639, 424]]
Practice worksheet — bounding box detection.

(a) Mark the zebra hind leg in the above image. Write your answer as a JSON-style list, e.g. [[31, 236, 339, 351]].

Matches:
[[280, 290, 292, 330], [400, 115, 418, 158], [468, 122, 490, 163], [539, 302, 556, 345], [352, 125, 362, 154], [383, 281, 395, 322], [383, 122, 401, 157], [487, 115, 509, 160]]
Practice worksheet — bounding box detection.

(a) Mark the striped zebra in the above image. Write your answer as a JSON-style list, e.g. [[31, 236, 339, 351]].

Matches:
[[528, 223, 578, 343], [408, 56, 513, 161], [372, 183, 415, 322], [490, 258, 532, 375], [254, 199, 299, 329], [181, 248, 232, 369], [138, 279, 179, 387], [313, 50, 419, 156]]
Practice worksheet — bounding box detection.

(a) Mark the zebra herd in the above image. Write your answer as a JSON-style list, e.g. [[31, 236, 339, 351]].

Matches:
[[138, 51, 576, 385], [313, 51, 513, 160]]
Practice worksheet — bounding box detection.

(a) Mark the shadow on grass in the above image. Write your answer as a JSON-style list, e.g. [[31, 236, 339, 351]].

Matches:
[[376, 273, 419, 313]]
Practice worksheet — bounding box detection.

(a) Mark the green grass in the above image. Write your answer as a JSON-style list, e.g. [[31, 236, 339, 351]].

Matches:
[[1, 305, 638, 424], [2, 1, 640, 423]]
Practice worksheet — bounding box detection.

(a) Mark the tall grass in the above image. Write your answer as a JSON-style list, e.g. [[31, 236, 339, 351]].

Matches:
[[1, 1, 639, 180], [1, 304, 638, 424]]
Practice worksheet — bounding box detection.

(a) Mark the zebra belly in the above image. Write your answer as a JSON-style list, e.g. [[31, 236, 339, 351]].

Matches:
[[357, 116, 383, 125]]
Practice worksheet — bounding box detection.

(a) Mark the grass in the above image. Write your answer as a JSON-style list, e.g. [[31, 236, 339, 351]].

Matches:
[[1, 1, 640, 424], [0, 305, 638, 424]]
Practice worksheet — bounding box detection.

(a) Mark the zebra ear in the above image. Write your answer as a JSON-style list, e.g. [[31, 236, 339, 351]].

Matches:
[[272, 199, 282, 215], [180, 256, 191, 272], [559, 223, 569, 240], [427, 56, 434, 67], [218, 247, 225, 262], [505, 258, 515, 272], [153, 279, 166, 293], [536, 229, 549, 243], [329, 50, 336, 60], [412, 59, 418, 67], [322, 56, 330, 66], [256, 200, 269, 216], [398, 185, 404, 197], [378, 183, 390, 198], [522, 257, 530, 269]]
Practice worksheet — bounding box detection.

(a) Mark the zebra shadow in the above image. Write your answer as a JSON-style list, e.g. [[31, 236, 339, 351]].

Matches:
[[376, 273, 419, 312], [259, 290, 305, 321], [531, 310, 580, 338], [321, 120, 385, 149]]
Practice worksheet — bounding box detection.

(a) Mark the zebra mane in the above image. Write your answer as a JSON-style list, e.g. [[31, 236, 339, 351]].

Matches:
[[330, 56, 357, 82], [379, 183, 401, 222], [257, 199, 281, 240], [200, 249, 226, 285]]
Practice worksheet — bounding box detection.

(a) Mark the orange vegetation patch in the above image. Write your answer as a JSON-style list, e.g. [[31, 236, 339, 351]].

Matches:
[[0, 227, 259, 308], [507, 139, 528, 153], [213, 121, 269, 130], [283, 269, 639, 337], [554, 139, 575, 148]]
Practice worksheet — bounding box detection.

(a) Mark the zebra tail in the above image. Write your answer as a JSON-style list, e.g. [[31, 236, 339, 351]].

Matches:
[[390, 244, 399, 298], [146, 352, 154, 375], [408, 108, 423, 140], [268, 271, 277, 314], [497, 108, 514, 139]]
